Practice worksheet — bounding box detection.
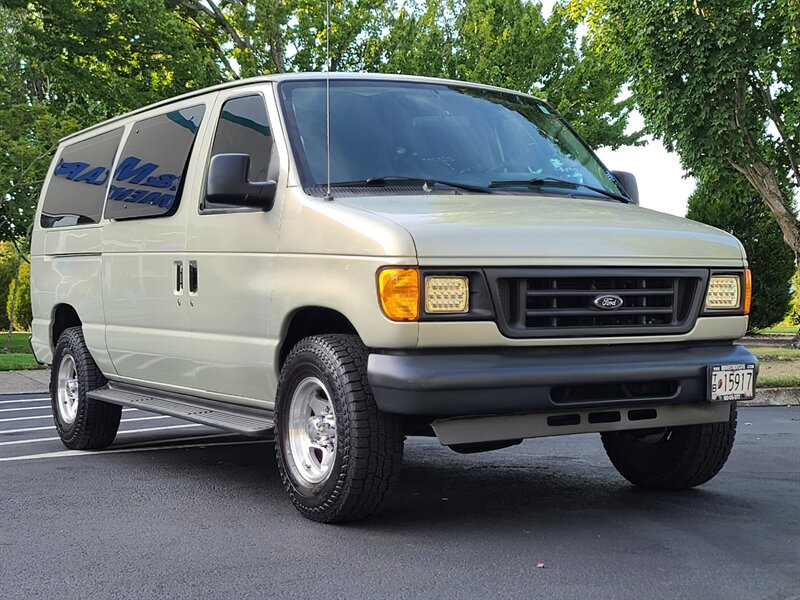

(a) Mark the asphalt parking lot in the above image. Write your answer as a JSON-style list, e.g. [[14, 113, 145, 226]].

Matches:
[[2, 394, 798, 600]]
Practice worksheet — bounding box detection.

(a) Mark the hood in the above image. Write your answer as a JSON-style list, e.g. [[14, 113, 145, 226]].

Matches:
[[336, 194, 745, 265]]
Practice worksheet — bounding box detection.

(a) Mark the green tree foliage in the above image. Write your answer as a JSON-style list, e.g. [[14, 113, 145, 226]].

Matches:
[[6, 257, 31, 331], [0, 242, 17, 330], [575, 0, 800, 261], [0, 8, 80, 241], [688, 174, 795, 330], [2, 0, 223, 123], [788, 270, 800, 326]]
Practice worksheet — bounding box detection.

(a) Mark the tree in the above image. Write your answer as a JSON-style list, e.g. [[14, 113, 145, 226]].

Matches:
[[788, 269, 800, 326], [1, 0, 224, 124], [0, 7, 80, 242], [574, 0, 800, 262], [687, 174, 795, 330], [0, 242, 17, 330], [6, 257, 31, 331]]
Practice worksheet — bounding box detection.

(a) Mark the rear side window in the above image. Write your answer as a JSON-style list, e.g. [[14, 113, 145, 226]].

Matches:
[[105, 105, 205, 220], [41, 128, 124, 228], [203, 94, 274, 211]]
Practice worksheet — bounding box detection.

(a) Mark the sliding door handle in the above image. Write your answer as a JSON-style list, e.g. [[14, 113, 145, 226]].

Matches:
[[188, 260, 198, 294], [175, 261, 183, 293]]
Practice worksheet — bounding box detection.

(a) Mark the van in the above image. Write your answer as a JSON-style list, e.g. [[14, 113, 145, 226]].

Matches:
[[31, 73, 757, 522]]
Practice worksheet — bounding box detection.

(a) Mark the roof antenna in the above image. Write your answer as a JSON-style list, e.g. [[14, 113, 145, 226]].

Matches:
[[324, 0, 333, 201]]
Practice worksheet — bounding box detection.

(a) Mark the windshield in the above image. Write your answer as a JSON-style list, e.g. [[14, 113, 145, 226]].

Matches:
[[279, 79, 625, 200]]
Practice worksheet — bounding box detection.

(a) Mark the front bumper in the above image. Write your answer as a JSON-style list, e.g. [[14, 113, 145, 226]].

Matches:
[[367, 342, 757, 417]]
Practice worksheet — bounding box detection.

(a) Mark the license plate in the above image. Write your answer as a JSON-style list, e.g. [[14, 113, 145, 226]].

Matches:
[[708, 364, 756, 401]]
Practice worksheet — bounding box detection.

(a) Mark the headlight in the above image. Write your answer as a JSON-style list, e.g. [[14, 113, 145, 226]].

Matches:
[[705, 275, 742, 310], [425, 276, 469, 313]]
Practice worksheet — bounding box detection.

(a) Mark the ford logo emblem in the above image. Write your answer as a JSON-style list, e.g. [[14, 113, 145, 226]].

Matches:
[[593, 294, 624, 310]]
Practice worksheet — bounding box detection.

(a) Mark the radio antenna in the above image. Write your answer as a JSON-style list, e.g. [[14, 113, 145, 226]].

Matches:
[[324, 0, 333, 201]]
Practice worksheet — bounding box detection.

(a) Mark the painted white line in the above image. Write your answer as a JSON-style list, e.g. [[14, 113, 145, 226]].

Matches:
[[0, 406, 53, 413], [1, 415, 171, 435], [0, 423, 201, 446], [0, 408, 137, 423], [0, 397, 50, 405], [0, 439, 268, 462]]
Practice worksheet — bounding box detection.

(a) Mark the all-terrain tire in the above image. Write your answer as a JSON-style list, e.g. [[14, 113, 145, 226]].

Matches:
[[275, 334, 404, 523], [50, 326, 121, 450], [601, 403, 737, 490]]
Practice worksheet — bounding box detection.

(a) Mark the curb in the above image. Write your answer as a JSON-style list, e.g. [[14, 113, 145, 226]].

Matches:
[[740, 387, 800, 407], [0, 369, 50, 395]]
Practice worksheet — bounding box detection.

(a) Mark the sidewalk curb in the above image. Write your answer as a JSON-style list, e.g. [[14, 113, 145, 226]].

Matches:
[[740, 387, 800, 407], [0, 368, 50, 395]]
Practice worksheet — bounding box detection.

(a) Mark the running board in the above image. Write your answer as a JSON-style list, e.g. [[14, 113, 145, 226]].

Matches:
[[88, 383, 274, 437]]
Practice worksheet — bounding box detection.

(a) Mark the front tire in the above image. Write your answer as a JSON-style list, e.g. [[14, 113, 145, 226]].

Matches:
[[51, 327, 121, 450], [601, 403, 737, 490], [275, 334, 404, 523]]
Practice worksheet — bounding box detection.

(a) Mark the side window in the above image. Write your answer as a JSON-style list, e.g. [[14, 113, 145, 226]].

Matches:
[[105, 105, 205, 220], [204, 94, 274, 211], [40, 128, 124, 228]]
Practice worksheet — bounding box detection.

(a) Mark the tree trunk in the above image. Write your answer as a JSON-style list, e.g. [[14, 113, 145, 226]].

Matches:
[[729, 157, 800, 265]]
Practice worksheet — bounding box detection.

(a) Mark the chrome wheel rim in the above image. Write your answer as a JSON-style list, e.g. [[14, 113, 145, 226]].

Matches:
[[287, 377, 337, 485], [56, 354, 79, 424]]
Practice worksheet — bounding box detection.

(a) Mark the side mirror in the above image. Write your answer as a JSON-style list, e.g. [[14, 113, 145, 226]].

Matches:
[[611, 170, 639, 205], [206, 153, 277, 211]]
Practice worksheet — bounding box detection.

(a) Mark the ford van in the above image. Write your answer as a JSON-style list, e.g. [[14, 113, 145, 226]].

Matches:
[[30, 73, 757, 522]]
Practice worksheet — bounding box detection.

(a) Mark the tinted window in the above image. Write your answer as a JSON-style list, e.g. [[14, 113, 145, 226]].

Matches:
[[279, 80, 623, 200], [105, 105, 205, 220], [205, 94, 274, 210], [41, 128, 124, 228]]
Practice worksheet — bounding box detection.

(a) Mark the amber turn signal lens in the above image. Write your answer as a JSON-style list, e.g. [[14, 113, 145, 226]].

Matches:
[[378, 268, 419, 321], [743, 268, 752, 315]]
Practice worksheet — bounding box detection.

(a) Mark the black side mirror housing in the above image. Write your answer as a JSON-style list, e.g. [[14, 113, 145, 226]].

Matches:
[[206, 153, 277, 211], [611, 170, 639, 205]]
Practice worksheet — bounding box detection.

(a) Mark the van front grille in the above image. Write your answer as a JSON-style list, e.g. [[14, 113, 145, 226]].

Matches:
[[489, 268, 707, 338]]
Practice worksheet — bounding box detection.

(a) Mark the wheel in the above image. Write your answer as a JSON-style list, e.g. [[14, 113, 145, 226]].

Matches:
[[50, 327, 121, 450], [275, 334, 404, 523], [601, 404, 737, 490]]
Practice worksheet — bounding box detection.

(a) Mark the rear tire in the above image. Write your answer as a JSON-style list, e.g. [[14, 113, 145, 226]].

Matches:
[[275, 334, 404, 523], [50, 327, 121, 450], [601, 403, 737, 490]]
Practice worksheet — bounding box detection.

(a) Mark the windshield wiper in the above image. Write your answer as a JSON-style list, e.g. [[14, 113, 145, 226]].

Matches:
[[326, 176, 492, 194], [489, 177, 630, 203]]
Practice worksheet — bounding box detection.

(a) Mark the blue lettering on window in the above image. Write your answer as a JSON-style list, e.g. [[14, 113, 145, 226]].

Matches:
[[55, 160, 90, 180], [115, 156, 159, 184], [72, 166, 109, 186]]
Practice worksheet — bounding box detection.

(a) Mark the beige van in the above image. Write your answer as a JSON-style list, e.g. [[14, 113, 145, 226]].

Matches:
[[31, 73, 757, 522]]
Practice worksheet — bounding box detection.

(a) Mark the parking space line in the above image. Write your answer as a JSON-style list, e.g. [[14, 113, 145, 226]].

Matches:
[[0, 423, 201, 446], [0, 406, 56, 413], [1, 415, 171, 435], [0, 438, 268, 462], [0, 397, 50, 405], [0, 408, 136, 423]]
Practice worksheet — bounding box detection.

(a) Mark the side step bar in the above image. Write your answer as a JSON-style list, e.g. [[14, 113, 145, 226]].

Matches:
[[88, 383, 274, 437]]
